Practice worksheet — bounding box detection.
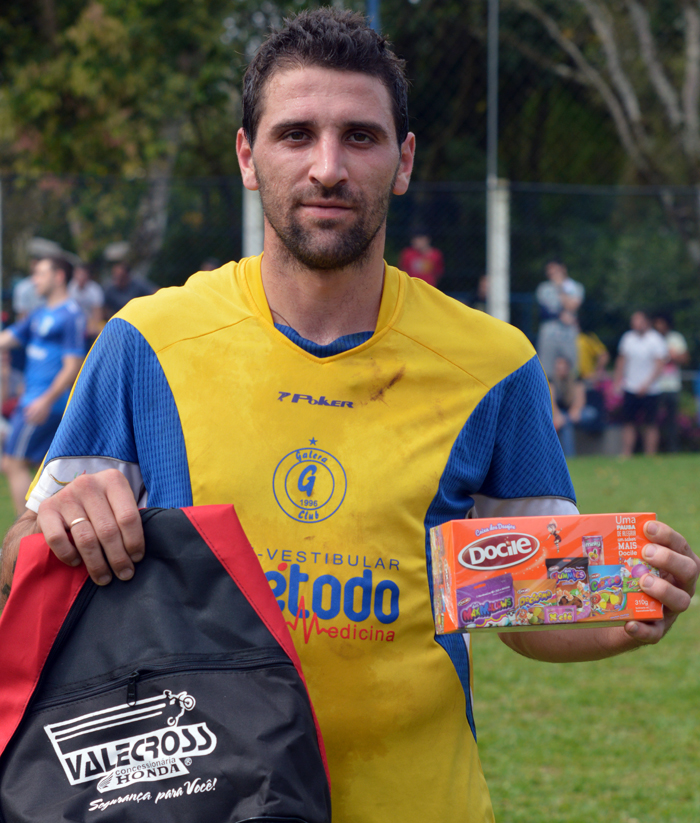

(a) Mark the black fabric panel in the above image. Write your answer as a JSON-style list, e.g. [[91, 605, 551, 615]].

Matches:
[[39, 508, 281, 698]]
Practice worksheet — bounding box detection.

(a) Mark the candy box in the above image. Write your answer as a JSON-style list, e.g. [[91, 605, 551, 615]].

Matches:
[[429, 513, 663, 633]]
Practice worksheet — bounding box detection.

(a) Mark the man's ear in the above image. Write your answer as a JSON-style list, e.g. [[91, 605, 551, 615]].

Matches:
[[393, 132, 416, 196], [236, 128, 259, 191]]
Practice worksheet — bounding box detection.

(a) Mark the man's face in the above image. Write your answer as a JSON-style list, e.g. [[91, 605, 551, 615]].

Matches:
[[74, 265, 89, 287], [653, 317, 669, 335], [111, 263, 129, 286], [32, 259, 59, 298], [546, 262, 566, 283], [237, 66, 414, 271], [631, 311, 649, 333]]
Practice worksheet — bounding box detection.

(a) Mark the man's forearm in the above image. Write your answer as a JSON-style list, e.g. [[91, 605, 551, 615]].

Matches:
[[40, 357, 83, 407], [499, 624, 639, 663], [0, 511, 40, 610]]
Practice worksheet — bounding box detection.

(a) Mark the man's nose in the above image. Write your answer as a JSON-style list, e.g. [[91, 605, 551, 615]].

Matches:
[[308, 135, 348, 189]]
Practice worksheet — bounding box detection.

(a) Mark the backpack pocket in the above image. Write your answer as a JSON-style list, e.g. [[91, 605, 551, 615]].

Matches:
[[1, 653, 330, 823]]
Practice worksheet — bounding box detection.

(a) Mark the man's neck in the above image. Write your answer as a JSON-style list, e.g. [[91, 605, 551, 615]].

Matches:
[[46, 287, 68, 308], [260, 231, 386, 346]]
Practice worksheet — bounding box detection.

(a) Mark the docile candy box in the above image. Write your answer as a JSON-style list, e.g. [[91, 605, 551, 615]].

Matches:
[[429, 513, 664, 633]]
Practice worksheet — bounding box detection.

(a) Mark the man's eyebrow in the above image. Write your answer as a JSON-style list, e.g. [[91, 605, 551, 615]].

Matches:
[[271, 119, 391, 139]]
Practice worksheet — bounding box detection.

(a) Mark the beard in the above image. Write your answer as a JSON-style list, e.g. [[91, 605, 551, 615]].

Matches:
[[255, 170, 396, 271]]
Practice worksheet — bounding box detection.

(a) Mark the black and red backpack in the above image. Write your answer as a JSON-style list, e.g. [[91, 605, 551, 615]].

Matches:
[[0, 505, 331, 822]]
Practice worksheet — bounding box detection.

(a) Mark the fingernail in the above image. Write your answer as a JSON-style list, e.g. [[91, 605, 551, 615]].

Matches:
[[643, 545, 656, 559], [627, 621, 638, 635], [118, 568, 134, 581], [97, 574, 112, 586], [131, 553, 144, 564], [646, 521, 659, 536], [641, 574, 654, 590], [70, 558, 82, 567]]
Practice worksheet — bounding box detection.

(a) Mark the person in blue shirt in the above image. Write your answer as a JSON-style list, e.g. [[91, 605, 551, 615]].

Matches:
[[0, 256, 85, 514]]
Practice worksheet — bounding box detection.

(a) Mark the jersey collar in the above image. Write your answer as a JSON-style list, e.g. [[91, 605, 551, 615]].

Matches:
[[240, 253, 404, 357]]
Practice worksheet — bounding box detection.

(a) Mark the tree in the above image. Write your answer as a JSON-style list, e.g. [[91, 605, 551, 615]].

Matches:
[[0, 0, 242, 270], [503, 0, 700, 264]]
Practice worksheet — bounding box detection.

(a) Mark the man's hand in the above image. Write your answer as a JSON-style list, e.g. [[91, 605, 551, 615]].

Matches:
[[36, 469, 145, 586], [23, 395, 53, 425], [500, 519, 699, 662], [623, 519, 700, 645]]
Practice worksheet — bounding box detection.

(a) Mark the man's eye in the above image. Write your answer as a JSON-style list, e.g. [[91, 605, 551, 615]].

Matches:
[[286, 131, 307, 141], [349, 133, 372, 143]]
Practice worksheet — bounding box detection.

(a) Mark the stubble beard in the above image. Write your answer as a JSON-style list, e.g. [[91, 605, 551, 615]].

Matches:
[[256, 170, 397, 272]]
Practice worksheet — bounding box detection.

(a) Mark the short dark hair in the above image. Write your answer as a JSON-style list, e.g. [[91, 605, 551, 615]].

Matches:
[[44, 256, 74, 284], [652, 310, 673, 328], [242, 8, 409, 146]]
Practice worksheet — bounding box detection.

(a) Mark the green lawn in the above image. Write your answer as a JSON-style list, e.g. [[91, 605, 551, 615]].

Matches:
[[474, 454, 700, 823], [0, 475, 17, 539]]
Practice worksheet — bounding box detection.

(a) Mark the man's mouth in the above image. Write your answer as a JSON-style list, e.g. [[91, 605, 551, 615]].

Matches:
[[300, 201, 353, 218]]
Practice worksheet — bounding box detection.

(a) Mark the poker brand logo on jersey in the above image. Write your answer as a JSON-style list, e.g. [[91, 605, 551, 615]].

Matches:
[[273, 440, 347, 522], [44, 689, 216, 792]]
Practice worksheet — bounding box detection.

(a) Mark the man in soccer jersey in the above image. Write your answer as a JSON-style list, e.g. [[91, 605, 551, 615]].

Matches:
[[0, 256, 85, 515], [1, 10, 698, 823]]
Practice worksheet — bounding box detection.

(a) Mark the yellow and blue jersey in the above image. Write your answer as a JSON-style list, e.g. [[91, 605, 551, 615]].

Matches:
[[29, 256, 576, 823]]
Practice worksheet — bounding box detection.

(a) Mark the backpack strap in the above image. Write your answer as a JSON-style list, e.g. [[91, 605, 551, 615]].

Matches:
[[0, 534, 89, 756]]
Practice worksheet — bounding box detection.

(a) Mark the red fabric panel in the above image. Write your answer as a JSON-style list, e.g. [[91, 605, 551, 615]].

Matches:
[[0, 534, 88, 756], [184, 504, 330, 785]]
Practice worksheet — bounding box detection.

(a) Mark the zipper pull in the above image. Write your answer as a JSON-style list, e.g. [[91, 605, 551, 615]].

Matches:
[[127, 671, 140, 706]]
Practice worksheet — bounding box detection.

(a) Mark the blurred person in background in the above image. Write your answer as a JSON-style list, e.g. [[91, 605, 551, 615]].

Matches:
[[536, 259, 584, 378], [550, 355, 599, 457], [102, 244, 156, 320], [12, 238, 62, 322], [68, 262, 105, 347], [399, 230, 444, 287], [653, 312, 689, 453], [577, 326, 609, 383], [0, 257, 85, 514], [615, 310, 668, 457], [3, 239, 64, 424]]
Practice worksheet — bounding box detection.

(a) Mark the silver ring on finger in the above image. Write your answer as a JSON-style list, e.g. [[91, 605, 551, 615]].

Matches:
[[69, 517, 89, 529]]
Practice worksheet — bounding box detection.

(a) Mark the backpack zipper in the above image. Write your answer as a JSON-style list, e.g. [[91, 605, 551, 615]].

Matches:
[[33, 650, 292, 712]]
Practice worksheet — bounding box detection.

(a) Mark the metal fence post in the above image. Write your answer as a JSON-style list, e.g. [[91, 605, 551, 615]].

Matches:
[[242, 186, 264, 259], [486, 180, 510, 322]]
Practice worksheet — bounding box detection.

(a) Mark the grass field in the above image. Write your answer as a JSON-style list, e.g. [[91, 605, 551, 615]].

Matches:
[[0, 457, 697, 821], [474, 454, 700, 823]]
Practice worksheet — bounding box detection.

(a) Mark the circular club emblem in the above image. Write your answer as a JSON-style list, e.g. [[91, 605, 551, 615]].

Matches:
[[273, 444, 347, 523]]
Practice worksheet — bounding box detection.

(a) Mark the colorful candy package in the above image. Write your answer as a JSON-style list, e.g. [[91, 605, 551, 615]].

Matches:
[[429, 513, 663, 634]]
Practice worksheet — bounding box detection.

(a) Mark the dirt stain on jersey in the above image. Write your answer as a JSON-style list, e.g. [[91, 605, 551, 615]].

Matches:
[[369, 366, 405, 403]]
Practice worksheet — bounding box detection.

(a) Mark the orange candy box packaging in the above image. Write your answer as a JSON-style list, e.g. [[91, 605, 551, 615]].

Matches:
[[429, 513, 664, 633]]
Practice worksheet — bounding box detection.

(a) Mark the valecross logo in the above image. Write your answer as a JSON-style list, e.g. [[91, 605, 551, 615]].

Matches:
[[44, 689, 217, 793], [458, 532, 540, 571]]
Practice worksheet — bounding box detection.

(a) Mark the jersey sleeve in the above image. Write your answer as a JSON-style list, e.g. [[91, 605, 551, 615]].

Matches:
[[425, 354, 576, 530], [472, 354, 576, 513], [26, 318, 192, 513], [6, 314, 32, 348]]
